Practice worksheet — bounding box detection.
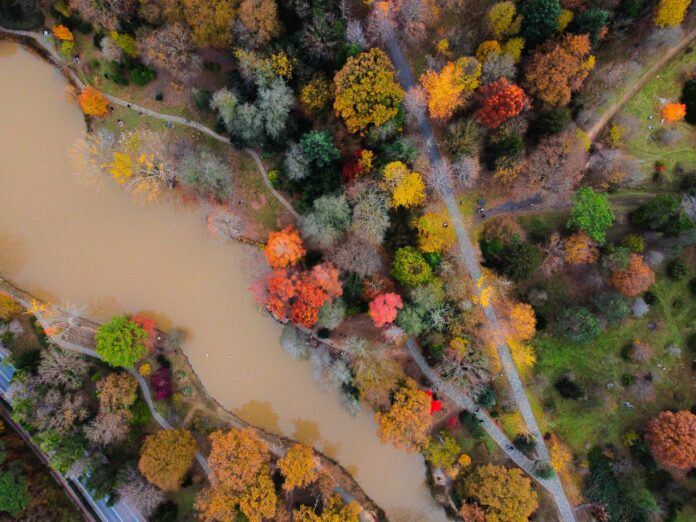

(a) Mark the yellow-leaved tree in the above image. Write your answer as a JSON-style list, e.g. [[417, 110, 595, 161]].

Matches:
[[139, 429, 197, 491], [488, 1, 522, 40], [419, 57, 481, 121], [333, 48, 404, 134], [382, 161, 426, 208], [375, 378, 431, 452], [654, 0, 692, 27], [278, 444, 317, 491], [414, 210, 456, 253]]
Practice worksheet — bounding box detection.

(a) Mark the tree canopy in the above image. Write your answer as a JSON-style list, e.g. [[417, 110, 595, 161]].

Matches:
[[95, 316, 148, 368], [567, 187, 614, 243]]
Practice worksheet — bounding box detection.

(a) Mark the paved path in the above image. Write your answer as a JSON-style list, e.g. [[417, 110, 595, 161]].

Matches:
[[384, 37, 576, 521], [586, 27, 696, 141], [0, 28, 300, 222]]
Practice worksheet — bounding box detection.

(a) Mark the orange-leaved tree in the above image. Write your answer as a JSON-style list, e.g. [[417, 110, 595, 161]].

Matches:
[[645, 410, 696, 469], [610, 253, 655, 297], [474, 79, 527, 128], [564, 231, 600, 265], [509, 302, 536, 341], [139, 429, 197, 491], [52, 24, 74, 41], [368, 292, 404, 328], [662, 102, 686, 122], [419, 57, 481, 121], [277, 444, 317, 491], [264, 225, 305, 269], [375, 378, 431, 452], [78, 87, 109, 117]]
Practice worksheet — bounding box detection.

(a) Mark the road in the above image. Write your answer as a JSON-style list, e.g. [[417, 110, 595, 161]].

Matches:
[[383, 36, 577, 522], [0, 350, 144, 522]]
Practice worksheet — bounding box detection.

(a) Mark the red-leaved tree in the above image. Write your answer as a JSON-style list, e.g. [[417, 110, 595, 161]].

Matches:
[[368, 293, 404, 327], [474, 79, 528, 128]]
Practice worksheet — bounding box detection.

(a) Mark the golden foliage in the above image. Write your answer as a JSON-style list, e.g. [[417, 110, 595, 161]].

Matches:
[[237, 468, 277, 522], [52, 24, 74, 41], [476, 40, 502, 63], [502, 37, 525, 63], [278, 444, 317, 491], [97, 372, 138, 413], [509, 303, 536, 341], [207, 428, 270, 493], [375, 378, 431, 452], [139, 429, 197, 491], [654, 0, 691, 27], [78, 87, 109, 117], [182, 0, 236, 48], [420, 58, 481, 120], [300, 76, 333, 114], [269, 50, 293, 79], [507, 337, 537, 376], [293, 494, 361, 522], [238, 0, 280, 47], [564, 232, 600, 265], [488, 2, 522, 40], [414, 210, 456, 253], [0, 294, 22, 321], [333, 48, 404, 134], [382, 161, 426, 208], [557, 9, 573, 31]]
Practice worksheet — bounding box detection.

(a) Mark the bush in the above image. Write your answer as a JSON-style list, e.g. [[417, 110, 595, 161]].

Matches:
[[667, 259, 688, 280], [643, 289, 659, 305], [130, 64, 156, 86], [477, 386, 497, 408], [593, 292, 629, 323], [480, 237, 541, 281], [556, 307, 600, 343], [514, 433, 537, 453], [459, 410, 485, 439], [534, 461, 555, 479], [530, 107, 571, 137], [554, 376, 585, 399], [391, 247, 433, 287]]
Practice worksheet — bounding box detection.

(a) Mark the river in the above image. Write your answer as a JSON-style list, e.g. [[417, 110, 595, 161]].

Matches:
[[0, 41, 447, 521]]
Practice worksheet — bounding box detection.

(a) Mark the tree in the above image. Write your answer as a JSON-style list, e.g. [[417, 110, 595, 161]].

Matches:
[[228, 103, 264, 147], [329, 235, 382, 276], [299, 130, 340, 168], [182, 0, 235, 48], [420, 58, 481, 121], [375, 378, 431, 452], [424, 432, 461, 469], [95, 316, 148, 368], [117, 468, 165, 518], [564, 232, 600, 264], [510, 303, 536, 340], [84, 411, 130, 446], [645, 410, 696, 469], [458, 464, 538, 522], [37, 348, 88, 390], [206, 428, 269, 493], [524, 34, 593, 108], [301, 194, 352, 248], [556, 306, 600, 343], [236, 468, 277, 522], [210, 88, 238, 133], [264, 226, 305, 269], [610, 254, 656, 297], [350, 182, 390, 244], [521, 0, 561, 44], [278, 444, 317, 491], [78, 87, 109, 117], [139, 23, 201, 81], [654, 0, 692, 27], [284, 143, 310, 181], [369, 293, 404, 327], [293, 494, 361, 521], [0, 294, 21, 320], [382, 161, 426, 208], [682, 78, 696, 124], [567, 187, 614, 243], [662, 102, 686, 122], [333, 48, 405, 134], [474, 79, 527, 128], [139, 429, 197, 491], [257, 78, 293, 140], [96, 372, 138, 413], [569, 8, 609, 47], [180, 150, 232, 201], [631, 195, 693, 236], [0, 471, 30, 517], [300, 76, 333, 114], [414, 210, 456, 253], [476, 40, 502, 63], [52, 24, 73, 41], [237, 0, 280, 48], [391, 246, 433, 287], [488, 1, 522, 40]]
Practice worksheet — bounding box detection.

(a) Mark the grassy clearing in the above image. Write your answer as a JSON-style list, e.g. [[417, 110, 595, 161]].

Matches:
[[618, 47, 696, 180]]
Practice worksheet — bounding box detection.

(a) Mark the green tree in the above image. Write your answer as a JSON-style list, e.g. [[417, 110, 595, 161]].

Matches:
[[95, 316, 148, 368], [0, 471, 30, 517], [569, 8, 609, 47], [299, 130, 340, 168], [631, 195, 693, 236], [424, 432, 461, 469], [556, 306, 600, 343], [391, 247, 433, 287], [481, 237, 541, 281], [567, 187, 614, 243], [521, 0, 561, 44]]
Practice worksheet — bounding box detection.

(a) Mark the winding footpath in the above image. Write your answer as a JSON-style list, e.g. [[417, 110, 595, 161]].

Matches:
[[384, 38, 577, 521]]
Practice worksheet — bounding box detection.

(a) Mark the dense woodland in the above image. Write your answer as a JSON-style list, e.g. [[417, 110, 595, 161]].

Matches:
[[1, 0, 696, 520]]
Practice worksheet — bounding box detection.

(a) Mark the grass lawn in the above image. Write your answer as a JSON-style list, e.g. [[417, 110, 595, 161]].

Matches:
[[618, 47, 696, 181]]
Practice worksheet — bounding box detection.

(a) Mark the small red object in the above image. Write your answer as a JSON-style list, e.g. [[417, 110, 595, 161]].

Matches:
[[430, 399, 443, 414], [448, 416, 458, 428]]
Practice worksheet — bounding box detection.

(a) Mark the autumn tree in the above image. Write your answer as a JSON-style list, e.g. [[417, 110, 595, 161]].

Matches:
[[567, 187, 614, 243], [488, 1, 522, 40], [662, 102, 686, 121], [236, 0, 280, 48], [564, 232, 600, 264], [96, 372, 138, 413], [334, 48, 405, 134], [391, 246, 433, 287], [52, 24, 73, 41], [180, 149, 232, 201], [645, 410, 696, 469], [139, 23, 201, 81], [181, 0, 235, 47], [524, 34, 594, 108], [424, 432, 461, 469], [369, 293, 404, 327], [414, 210, 456, 253], [457, 464, 538, 522], [0, 294, 21, 320], [382, 161, 426, 208], [264, 226, 305, 268], [78, 87, 109, 117], [116, 468, 165, 518], [37, 347, 88, 390], [420, 58, 481, 121], [375, 378, 431, 452], [278, 444, 317, 491], [521, 0, 561, 44], [610, 254, 655, 297], [654, 0, 692, 27], [95, 316, 148, 368], [474, 79, 527, 128], [293, 494, 361, 521], [509, 302, 536, 340], [139, 429, 197, 491]]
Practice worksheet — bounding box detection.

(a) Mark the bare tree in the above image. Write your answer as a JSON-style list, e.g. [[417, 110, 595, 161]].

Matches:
[[452, 156, 480, 189], [85, 411, 130, 447], [396, 0, 435, 46], [117, 468, 165, 517], [428, 159, 454, 197], [403, 86, 428, 127], [329, 234, 382, 276], [37, 348, 89, 391], [138, 23, 201, 82], [345, 19, 368, 47], [367, 1, 397, 43], [35, 389, 89, 435], [207, 208, 243, 241]]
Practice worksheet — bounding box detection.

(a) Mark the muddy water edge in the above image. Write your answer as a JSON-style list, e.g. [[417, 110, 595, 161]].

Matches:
[[0, 40, 447, 521]]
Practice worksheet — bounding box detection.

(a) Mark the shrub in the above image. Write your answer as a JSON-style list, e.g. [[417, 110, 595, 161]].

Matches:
[[554, 376, 584, 399], [391, 247, 433, 287], [481, 237, 541, 281], [556, 307, 600, 343], [130, 65, 156, 86], [667, 259, 688, 280], [621, 234, 645, 253], [151, 368, 173, 400], [593, 292, 629, 323]]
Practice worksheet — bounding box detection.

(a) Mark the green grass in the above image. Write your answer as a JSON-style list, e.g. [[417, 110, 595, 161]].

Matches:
[[618, 47, 696, 180]]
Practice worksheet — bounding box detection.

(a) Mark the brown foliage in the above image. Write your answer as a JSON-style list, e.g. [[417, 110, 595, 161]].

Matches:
[[207, 428, 270, 493], [237, 0, 280, 48], [524, 130, 587, 196], [610, 254, 655, 297], [139, 429, 197, 491], [645, 410, 696, 469], [375, 378, 431, 452], [564, 232, 599, 265], [139, 23, 201, 81]]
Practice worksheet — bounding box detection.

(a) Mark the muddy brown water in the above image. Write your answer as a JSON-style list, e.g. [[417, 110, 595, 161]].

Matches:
[[0, 41, 447, 521]]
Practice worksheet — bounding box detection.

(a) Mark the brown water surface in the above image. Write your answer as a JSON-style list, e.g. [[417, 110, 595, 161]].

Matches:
[[0, 41, 446, 521]]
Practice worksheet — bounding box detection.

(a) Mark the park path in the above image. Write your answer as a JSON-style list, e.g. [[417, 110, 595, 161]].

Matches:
[[0, 28, 300, 222], [586, 26, 696, 141], [384, 37, 577, 522]]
